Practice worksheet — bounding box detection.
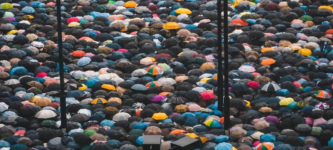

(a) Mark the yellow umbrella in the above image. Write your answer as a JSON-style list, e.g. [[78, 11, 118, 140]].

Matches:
[[30, 96, 41, 103], [78, 84, 88, 91], [318, 6, 333, 11], [101, 84, 116, 91], [7, 30, 18, 35], [152, 113, 168, 120], [279, 98, 294, 106], [186, 133, 198, 138], [68, 22, 80, 27], [298, 48, 312, 56], [162, 22, 181, 30], [200, 78, 211, 83], [91, 98, 107, 104], [175, 8, 192, 14]]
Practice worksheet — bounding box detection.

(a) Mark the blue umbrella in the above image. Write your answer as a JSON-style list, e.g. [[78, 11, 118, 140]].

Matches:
[[2, 111, 18, 118], [0, 140, 10, 148], [134, 122, 148, 130], [77, 57, 91, 67], [85, 77, 100, 88], [181, 112, 196, 118], [214, 142, 233, 150], [10, 66, 28, 76], [136, 136, 143, 145], [100, 120, 115, 127], [30, 1, 41, 8], [107, 140, 121, 148], [22, 6, 35, 13], [10, 144, 27, 150], [214, 135, 229, 143], [67, 90, 85, 98], [131, 84, 147, 91]]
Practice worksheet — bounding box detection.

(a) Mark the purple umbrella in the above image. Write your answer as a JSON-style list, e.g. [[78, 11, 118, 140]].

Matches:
[[151, 95, 167, 102]]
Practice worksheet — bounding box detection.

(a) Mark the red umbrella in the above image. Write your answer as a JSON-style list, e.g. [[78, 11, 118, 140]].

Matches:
[[155, 53, 172, 60], [200, 91, 216, 100]]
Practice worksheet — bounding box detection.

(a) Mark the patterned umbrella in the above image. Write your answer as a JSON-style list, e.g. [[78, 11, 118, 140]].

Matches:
[[255, 142, 274, 150], [145, 81, 161, 88], [315, 102, 330, 110], [314, 90, 332, 99], [260, 82, 281, 93], [204, 119, 221, 128], [146, 66, 164, 76]]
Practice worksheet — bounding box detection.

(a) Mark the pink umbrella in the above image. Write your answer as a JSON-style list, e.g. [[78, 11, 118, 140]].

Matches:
[[84, 53, 95, 57], [325, 34, 333, 39], [238, 65, 256, 72], [188, 104, 201, 112], [313, 118, 327, 126], [205, 54, 215, 62], [118, 49, 128, 53], [298, 34, 308, 40]]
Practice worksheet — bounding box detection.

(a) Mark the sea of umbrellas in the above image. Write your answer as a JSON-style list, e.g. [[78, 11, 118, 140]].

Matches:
[[3, 0, 333, 150]]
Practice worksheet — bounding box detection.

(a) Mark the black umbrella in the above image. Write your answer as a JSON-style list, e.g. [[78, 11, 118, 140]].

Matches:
[[69, 114, 89, 123], [167, 96, 185, 105], [231, 81, 249, 92], [38, 128, 57, 142], [73, 133, 92, 147]]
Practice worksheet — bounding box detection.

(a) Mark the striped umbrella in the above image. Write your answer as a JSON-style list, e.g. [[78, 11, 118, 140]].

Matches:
[[145, 81, 161, 88], [260, 82, 280, 93], [146, 66, 164, 76], [255, 142, 274, 150], [314, 90, 332, 99]]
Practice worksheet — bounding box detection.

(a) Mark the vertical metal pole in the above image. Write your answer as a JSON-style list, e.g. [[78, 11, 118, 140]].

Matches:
[[223, 0, 230, 130], [56, 0, 67, 131], [217, 0, 223, 113]]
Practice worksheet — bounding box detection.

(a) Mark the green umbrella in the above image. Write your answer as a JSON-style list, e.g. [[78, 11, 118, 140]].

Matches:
[[84, 130, 96, 136], [300, 15, 313, 21], [192, 57, 207, 64], [108, 0, 116, 4], [40, 120, 56, 127], [157, 63, 171, 71]]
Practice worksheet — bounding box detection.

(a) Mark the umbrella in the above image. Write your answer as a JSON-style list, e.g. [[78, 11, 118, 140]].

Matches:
[[260, 82, 281, 93], [152, 113, 168, 120], [214, 142, 233, 150], [175, 8, 192, 14], [0, 102, 8, 112], [35, 110, 57, 119], [204, 119, 221, 128], [22, 6, 35, 13], [201, 91, 215, 100], [314, 90, 332, 99], [255, 142, 275, 150], [146, 66, 164, 76], [163, 22, 181, 30], [113, 112, 131, 121]]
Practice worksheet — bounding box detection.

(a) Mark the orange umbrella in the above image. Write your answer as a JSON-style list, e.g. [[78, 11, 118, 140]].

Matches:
[[326, 29, 333, 34], [72, 50, 86, 58], [229, 19, 248, 26], [78, 37, 94, 42], [261, 47, 275, 53], [124, 1, 137, 8], [162, 22, 181, 30], [170, 129, 186, 135], [261, 58, 276, 65], [200, 62, 216, 71]]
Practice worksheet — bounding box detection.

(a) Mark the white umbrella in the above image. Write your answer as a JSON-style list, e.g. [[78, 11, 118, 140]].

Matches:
[[131, 69, 147, 77], [78, 109, 91, 117], [0, 102, 8, 112], [4, 79, 19, 85], [158, 77, 176, 86], [35, 110, 57, 119], [238, 65, 256, 72], [112, 77, 124, 85], [113, 112, 131, 121], [192, 87, 207, 93]]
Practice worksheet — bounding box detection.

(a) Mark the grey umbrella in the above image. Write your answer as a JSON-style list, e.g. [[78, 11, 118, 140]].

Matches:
[[48, 138, 65, 149], [119, 144, 137, 150], [0, 102, 8, 112], [277, 33, 296, 40], [131, 69, 147, 77], [295, 124, 311, 132], [135, 6, 151, 14]]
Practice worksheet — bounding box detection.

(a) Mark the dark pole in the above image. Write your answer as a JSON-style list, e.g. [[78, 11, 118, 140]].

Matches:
[[217, 0, 230, 131], [217, 0, 223, 112], [56, 0, 67, 131], [223, 0, 230, 131]]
